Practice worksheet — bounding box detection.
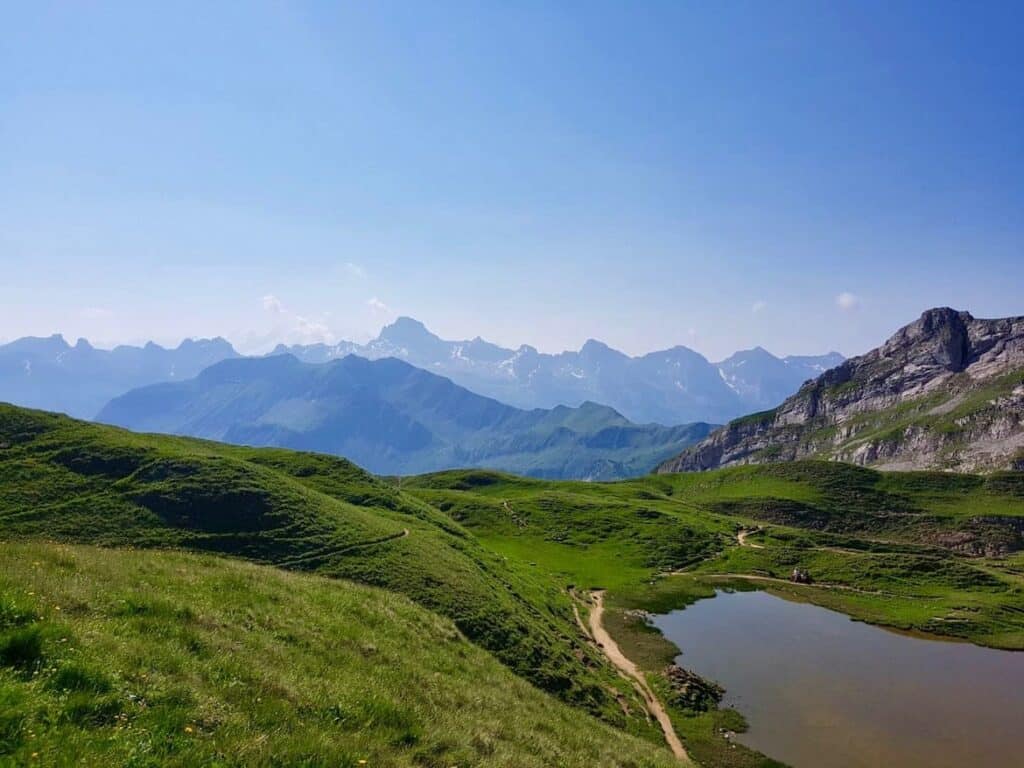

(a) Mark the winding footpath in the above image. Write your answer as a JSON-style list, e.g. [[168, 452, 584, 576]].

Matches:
[[275, 528, 410, 568], [586, 591, 692, 764], [699, 572, 885, 595], [736, 529, 764, 548]]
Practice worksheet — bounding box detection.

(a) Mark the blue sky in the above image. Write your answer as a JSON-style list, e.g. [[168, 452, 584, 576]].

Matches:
[[2, 1, 1021, 359]]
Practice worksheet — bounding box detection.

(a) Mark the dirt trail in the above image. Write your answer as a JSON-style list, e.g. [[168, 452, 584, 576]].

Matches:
[[700, 572, 884, 595], [276, 528, 410, 568], [736, 529, 764, 549], [586, 591, 692, 764]]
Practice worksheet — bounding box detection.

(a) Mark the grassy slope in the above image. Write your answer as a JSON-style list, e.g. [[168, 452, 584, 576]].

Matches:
[[0, 541, 680, 768], [403, 462, 1024, 767], [4, 402, 1024, 767], [672, 463, 1024, 650], [403, 462, 1024, 648], [402, 472, 778, 768], [0, 404, 659, 740]]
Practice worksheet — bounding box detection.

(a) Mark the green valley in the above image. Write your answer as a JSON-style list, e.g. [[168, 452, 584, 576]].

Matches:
[[3, 402, 1024, 767]]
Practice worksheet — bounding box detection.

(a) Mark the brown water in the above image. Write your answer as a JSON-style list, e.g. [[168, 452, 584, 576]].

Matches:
[[651, 589, 1024, 768]]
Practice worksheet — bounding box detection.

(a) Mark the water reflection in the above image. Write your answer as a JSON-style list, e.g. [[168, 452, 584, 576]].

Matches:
[[651, 589, 1024, 768]]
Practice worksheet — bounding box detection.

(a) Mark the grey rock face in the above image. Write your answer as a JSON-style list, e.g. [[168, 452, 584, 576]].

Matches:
[[659, 308, 1024, 474]]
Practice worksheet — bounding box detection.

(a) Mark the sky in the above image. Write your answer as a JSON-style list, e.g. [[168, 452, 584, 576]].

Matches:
[[2, 1, 1022, 360]]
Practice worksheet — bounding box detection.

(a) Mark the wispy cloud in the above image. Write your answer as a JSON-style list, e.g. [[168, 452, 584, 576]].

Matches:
[[343, 262, 367, 279], [259, 295, 334, 345], [262, 294, 284, 314], [836, 292, 860, 311], [751, 300, 767, 314], [367, 296, 391, 314]]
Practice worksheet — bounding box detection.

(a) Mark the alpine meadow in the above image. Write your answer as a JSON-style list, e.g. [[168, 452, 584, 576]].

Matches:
[[3, 3, 1023, 767]]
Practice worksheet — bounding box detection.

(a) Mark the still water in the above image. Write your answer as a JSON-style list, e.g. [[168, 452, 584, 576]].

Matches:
[[651, 589, 1024, 768]]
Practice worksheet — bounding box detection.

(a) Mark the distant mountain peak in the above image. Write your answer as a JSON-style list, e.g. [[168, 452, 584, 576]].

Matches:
[[661, 345, 702, 357], [0, 334, 240, 419], [379, 316, 434, 338], [175, 336, 237, 352], [722, 346, 775, 362], [266, 319, 844, 423], [579, 339, 626, 361], [0, 319, 844, 427], [98, 353, 715, 480]]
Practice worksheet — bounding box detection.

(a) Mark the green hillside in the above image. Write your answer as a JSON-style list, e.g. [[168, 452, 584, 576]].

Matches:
[[404, 463, 1024, 651], [0, 541, 681, 767], [403, 463, 1024, 766], [4, 402, 1024, 767], [0, 404, 657, 734]]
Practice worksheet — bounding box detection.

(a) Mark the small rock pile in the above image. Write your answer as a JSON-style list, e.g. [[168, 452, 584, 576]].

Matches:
[[663, 664, 723, 712]]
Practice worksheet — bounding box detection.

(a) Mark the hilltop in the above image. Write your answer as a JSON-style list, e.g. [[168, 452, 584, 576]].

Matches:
[[0, 403, 657, 730], [659, 308, 1024, 474]]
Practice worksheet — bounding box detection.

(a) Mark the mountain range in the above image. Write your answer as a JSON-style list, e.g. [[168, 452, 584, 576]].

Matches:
[[270, 317, 845, 424], [0, 319, 842, 424], [659, 308, 1024, 474], [97, 353, 714, 479], [0, 333, 238, 419]]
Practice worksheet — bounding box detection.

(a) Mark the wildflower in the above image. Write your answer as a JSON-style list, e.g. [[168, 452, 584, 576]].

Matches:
[[184, 726, 194, 734], [54, 605, 61, 611], [358, 761, 367, 766]]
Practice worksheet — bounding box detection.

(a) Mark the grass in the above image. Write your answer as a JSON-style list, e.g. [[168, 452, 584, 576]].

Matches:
[[403, 462, 1024, 649], [0, 541, 681, 767], [0, 404, 658, 736], [4, 402, 1024, 766], [403, 459, 1024, 762]]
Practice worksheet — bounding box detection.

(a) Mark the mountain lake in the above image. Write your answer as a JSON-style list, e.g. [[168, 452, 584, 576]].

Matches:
[[651, 589, 1024, 768]]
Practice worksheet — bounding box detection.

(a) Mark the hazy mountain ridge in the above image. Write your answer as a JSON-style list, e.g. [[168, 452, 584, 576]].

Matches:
[[1, 320, 842, 426], [0, 333, 239, 418], [97, 354, 715, 479], [271, 317, 844, 424], [659, 308, 1024, 474]]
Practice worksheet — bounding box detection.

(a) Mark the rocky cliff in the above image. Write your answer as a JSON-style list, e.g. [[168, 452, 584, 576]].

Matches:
[[658, 308, 1024, 473]]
